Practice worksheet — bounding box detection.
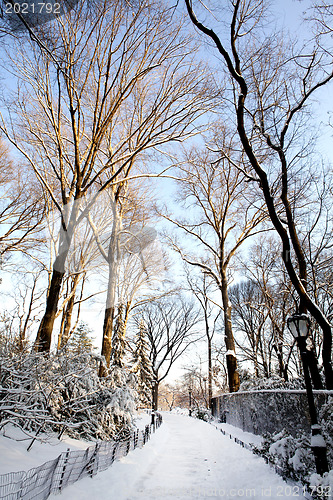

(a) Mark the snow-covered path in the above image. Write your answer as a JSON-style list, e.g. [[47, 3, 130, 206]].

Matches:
[[51, 413, 307, 500]]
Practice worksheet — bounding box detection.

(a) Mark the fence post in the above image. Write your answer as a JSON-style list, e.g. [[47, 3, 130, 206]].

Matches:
[[134, 429, 139, 449], [89, 443, 99, 477], [133, 429, 138, 449], [143, 425, 149, 444], [58, 448, 70, 492], [126, 434, 131, 455], [151, 410, 156, 433], [111, 442, 118, 464]]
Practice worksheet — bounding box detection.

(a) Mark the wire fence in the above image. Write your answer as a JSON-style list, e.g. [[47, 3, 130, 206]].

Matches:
[[0, 412, 162, 500]]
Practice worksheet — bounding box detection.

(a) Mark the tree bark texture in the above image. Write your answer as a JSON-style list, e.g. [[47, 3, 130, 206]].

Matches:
[[152, 382, 159, 411], [58, 273, 81, 350], [208, 337, 213, 408], [221, 271, 240, 392], [36, 195, 83, 352], [100, 213, 121, 375], [36, 267, 65, 352]]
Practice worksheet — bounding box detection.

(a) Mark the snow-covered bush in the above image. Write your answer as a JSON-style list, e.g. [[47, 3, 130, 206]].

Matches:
[[0, 350, 137, 442], [253, 417, 332, 491], [192, 406, 212, 422], [240, 374, 305, 391], [309, 470, 333, 499], [320, 396, 333, 466], [252, 429, 314, 482], [171, 407, 188, 416]]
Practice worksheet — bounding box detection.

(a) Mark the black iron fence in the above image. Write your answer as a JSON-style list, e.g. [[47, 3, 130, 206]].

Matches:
[[0, 412, 162, 500]]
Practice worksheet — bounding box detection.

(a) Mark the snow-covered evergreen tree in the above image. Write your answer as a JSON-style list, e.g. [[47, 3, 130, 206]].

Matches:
[[111, 304, 126, 367], [131, 318, 154, 408], [67, 322, 97, 355], [107, 304, 138, 430]]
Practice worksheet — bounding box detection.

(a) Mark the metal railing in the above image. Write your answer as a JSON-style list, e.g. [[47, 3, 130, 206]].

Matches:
[[0, 413, 162, 500]]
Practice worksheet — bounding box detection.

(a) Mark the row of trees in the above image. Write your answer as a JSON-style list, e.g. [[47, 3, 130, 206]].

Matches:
[[0, 0, 332, 415], [0, 0, 211, 356], [183, 0, 333, 393]]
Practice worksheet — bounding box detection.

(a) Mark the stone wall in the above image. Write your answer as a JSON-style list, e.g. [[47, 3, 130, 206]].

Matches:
[[211, 390, 332, 436]]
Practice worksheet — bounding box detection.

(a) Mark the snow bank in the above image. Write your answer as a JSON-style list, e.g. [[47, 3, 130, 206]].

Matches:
[[0, 411, 149, 475], [0, 425, 93, 475]]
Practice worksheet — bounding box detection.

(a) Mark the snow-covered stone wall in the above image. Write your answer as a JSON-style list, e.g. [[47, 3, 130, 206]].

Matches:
[[212, 390, 332, 436]]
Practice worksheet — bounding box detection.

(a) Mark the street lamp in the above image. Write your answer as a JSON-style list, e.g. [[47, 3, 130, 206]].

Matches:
[[287, 313, 329, 475], [189, 389, 192, 417], [203, 377, 207, 405]]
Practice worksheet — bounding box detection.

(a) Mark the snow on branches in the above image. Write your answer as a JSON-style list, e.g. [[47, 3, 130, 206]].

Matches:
[[131, 319, 154, 409], [0, 349, 137, 442]]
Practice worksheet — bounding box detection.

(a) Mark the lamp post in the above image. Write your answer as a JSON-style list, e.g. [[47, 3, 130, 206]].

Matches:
[[203, 377, 207, 407], [287, 313, 329, 475], [189, 389, 192, 416]]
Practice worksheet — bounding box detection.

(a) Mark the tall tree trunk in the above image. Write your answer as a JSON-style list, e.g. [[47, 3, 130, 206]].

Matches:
[[151, 367, 159, 410], [99, 306, 116, 377], [307, 347, 324, 390], [58, 273, 81, 350], [203, 299, 213, 408], [276, 343, 288, 381], [221, 271, 240, 392], [275, 326, 288, 381], [152, 382, 159, 411], [36, 198, 82, 352], [207, 336, 213, 409], [36, 267, 65, 352], [236, 91, 333, 388], [299, 286, 323, 389], [99, 214, 120, 377]]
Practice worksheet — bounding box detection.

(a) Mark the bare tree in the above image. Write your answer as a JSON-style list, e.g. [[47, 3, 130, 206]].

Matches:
[[1, 267, 45, 350], [303, 169, 333, 368], [158, 383, 178, 411], [39, 198, 107, 351], [83, 177, 170, 374], [0, 140, 44, 272], [180, 365, 211, 410], [185, 0, 333, 389], [0, 0, 211, 353], [230, 279, 273, 378], [162, 137, 266, 391], [185, 268, 220, 407], [134, 295, 201, 410]]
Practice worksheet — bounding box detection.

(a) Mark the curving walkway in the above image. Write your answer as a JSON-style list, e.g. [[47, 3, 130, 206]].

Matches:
[[51, 412, 307, 500]]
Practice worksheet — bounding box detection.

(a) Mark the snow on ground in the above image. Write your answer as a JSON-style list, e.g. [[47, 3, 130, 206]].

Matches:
[[213, 421, 263, 447], [0, 425, 94, 474], [48, 412, 307, 500], [0, 411, 151, 475]]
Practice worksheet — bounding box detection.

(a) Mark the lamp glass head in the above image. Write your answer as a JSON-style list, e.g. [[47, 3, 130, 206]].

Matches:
[[287, 313, 310, 339]]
